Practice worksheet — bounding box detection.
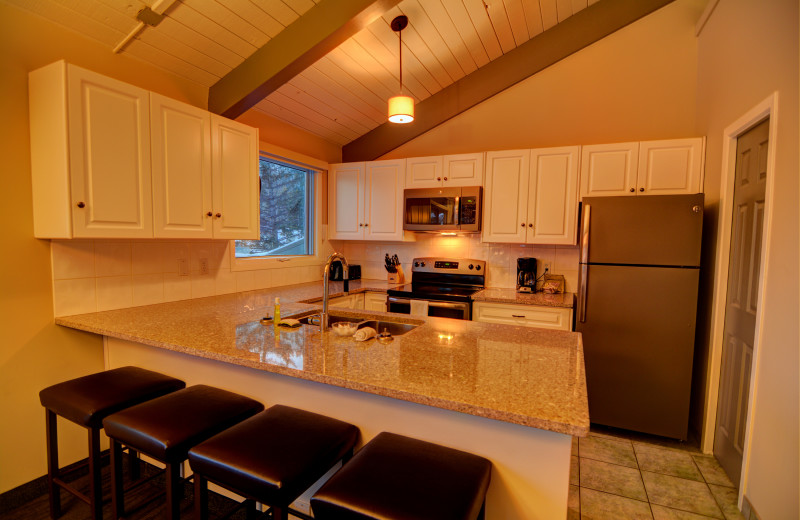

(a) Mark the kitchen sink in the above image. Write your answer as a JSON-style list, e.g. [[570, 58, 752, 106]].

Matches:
[[297, 314, 420, 336]]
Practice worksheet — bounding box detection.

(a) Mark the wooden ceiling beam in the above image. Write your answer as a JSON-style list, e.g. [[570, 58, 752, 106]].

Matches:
[[342, 0, 675, 162], [208, 0, 401, 119]]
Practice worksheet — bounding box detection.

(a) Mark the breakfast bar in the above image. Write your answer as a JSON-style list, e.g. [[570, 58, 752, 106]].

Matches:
[[56, 281, 589, 520]]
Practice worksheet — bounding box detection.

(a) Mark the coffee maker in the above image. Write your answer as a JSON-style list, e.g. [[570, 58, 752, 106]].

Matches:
[[516, 258, 537, 293]]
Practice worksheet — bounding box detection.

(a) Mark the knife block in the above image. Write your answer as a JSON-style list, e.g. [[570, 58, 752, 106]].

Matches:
[[388, 264, 405, 284]]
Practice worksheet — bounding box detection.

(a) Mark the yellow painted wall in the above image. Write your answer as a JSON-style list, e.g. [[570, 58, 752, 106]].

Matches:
[[380, 0, 707, 159], [237, 110, 342, 165], [694, 0, 799, 517]]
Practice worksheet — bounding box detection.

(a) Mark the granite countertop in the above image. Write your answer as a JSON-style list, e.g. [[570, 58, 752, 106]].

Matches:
[[56, 280, 589, 436], [472, 288, 575, 308]]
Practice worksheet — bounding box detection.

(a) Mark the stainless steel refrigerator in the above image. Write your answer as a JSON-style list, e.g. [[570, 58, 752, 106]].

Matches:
[[576, 194, 703, 440]]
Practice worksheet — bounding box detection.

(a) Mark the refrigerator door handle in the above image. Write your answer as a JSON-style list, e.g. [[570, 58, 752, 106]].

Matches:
[[580, 204, 591, 264], [578, 263, 588, 322]]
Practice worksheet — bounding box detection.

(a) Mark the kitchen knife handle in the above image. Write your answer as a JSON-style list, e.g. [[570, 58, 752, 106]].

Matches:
[[580, 204, 591, 264]]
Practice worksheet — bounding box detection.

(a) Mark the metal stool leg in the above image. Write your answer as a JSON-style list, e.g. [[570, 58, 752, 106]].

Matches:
[[45, 409, 61, 520]]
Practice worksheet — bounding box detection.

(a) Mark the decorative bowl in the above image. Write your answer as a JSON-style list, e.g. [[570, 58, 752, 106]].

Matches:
[[331, 321, 359, 337]]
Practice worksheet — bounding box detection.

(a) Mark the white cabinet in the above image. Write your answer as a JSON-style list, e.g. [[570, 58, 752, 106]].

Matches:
[[328, 293, 365, 310], [472, 302, 573, 331], [151, 93, 212, 238], [29, 61, 260, 240], [328, 160, 405, 241], [364, 291, 387, 312], [405, 153, 483, 188], [483, 147, 579, 245], [210, 115, 260, 239], [579, 142, 639, 198], [30, 61, 153, 238], [580, 138, 704, 198], [637, 138, 704, 195]]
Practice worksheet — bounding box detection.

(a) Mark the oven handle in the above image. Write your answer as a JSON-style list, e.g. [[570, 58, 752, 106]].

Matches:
[[387, 296, 411, 305], [427, 300, 469, 310]]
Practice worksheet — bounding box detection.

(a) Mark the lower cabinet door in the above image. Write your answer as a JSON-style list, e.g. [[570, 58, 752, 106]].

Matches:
[[472, 302, 573, 331], [364, 292, 387, 312]]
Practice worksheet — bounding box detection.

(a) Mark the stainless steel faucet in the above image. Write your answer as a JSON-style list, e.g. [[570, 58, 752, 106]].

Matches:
[[321, 252, 349, 332]]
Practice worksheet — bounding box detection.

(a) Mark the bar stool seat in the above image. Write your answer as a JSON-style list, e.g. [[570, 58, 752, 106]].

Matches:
[[311, 432, 492, 520], [39, 366, 185, 520], [102, 384, 264, 520], [189, 405, 360, 520]]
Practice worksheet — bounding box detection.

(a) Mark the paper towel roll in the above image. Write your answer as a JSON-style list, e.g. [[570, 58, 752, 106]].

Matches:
[[353, 327, 377, 342], [410, 300, 429, 316]]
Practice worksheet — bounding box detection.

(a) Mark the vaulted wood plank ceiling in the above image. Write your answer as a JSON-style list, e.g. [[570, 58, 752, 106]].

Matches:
[[12, 0, 668, 158]]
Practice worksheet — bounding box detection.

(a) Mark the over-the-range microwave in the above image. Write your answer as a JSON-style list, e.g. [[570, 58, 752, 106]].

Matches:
[[403, 186, 482, 233]]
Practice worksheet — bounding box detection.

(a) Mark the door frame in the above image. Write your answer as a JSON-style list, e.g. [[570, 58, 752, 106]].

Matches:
[[700, 93, 779, 505]]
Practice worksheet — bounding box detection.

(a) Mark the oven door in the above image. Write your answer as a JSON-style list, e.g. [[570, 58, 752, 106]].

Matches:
[[387, 296, 471, 320]]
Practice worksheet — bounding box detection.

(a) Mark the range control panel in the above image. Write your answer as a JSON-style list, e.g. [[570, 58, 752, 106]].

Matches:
[[411, 257, 485, 275]]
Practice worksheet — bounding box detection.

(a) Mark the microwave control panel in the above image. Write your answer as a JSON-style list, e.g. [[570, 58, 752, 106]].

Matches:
[[460, 197, 477, 224]]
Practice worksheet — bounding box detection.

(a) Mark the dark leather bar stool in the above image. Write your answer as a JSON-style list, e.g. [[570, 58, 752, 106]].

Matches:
[[102, 384, 264, 520], [38, 366, 185, 520], [311, 432, 492, 520], [188, 405, 359, 520]]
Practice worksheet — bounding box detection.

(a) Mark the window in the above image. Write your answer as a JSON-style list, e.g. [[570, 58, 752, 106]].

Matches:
[[235, 155, 314, 259]]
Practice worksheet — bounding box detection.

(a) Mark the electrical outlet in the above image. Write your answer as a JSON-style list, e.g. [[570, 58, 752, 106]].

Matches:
[[178, 258, 189, 276], [543, 262, 551, 274], [199, 258, 209, 275]]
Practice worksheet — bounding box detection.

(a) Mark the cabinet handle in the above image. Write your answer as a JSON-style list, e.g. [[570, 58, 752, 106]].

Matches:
[[511, 314, 525, 318], [520, 223, 525, 227], [206, 211, 213, 217], [364, 223, 369, 227], [437, 177, 441, 181], [359, 223, 363, 227], [528, 223, 533, 227], [639, 187, 645, 192], [76, 202, 85, 208], [443, 177, 448, 181], [630, 188, 635, 192], [215, 212, 222, 218]]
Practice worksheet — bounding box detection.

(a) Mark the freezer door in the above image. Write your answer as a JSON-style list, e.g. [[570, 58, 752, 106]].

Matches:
[[581, 194, 703, 266], [576, 264, 700, 439]]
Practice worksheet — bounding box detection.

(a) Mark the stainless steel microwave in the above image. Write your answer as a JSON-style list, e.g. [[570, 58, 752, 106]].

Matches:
[[403, 186, 482, 233]]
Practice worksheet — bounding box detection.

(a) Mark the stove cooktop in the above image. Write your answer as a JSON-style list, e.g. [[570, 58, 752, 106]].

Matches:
[[386, 257, 486, 303], [386, 283, 481, 303]]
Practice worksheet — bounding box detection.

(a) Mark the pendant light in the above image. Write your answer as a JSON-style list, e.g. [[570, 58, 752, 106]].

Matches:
[[388, 15, 414, 124]]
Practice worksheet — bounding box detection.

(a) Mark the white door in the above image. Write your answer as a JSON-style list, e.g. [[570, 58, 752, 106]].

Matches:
[[210, 115, 259, 239], [579, 142, 639, 198], [528, 146, 580, 245], [443, 153, 484, 186], [714, 119, 769, 487], [151, 94, 213, 238], [67, 65, 153, 238], [638, 138, 704, 195], [328, 163, 365, 240], [406, 156, 443, 188], [482, 150, 529, 243], [364, 159, 405, 241]]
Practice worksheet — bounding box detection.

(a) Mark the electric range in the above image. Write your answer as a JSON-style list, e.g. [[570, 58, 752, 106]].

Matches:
[[386, 257, 486, 320]]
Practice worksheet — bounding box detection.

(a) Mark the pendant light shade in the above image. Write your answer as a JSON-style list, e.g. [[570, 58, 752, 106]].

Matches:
[[389, 15, 414, 124], [388, 95, 414, 123]]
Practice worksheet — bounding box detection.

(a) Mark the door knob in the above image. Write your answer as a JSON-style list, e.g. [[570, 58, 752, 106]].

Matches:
[[520, 223, 525, 227], [443, 177, 448, 181], [528, 223, 533, 227], [76, 201, 85, 208], [437, 177, 441, 181], [215, 212, 222, 218], [629, 188, 635, 192], [364, 223, 369, 227], [206, 211, 212, 217], [639, 187, 645, 192]]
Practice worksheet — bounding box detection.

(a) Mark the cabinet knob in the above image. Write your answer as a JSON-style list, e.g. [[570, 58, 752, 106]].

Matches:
[[76, 202, 85, 208], [215, 212, 222, 218], [511, 314, 525, 318], [443, 177, 448, 181], [359, 223, 363, 227], [639, 187, 645, 192], [206, 211, 213, 217], [528, 223, 533, 227], [364, 223, 369, 227], [520, 223, 525, 227], [630, 188, 635, 192], [437, 177, 441, 181]]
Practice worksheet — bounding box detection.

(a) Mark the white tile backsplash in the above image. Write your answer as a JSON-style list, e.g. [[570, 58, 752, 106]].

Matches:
[[132, 242, 163, 275], [52, 240, 95, 280], [132, 274, 164, 306], [53, 278, 96, 316], [96, 275, 133, 311], [95, 242, 132, 277]]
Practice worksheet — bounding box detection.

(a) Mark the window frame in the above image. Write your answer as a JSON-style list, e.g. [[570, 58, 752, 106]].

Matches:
[[231, 147, 327, 272]]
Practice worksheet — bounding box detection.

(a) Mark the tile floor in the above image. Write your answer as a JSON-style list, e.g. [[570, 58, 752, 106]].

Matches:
[[569, 429, 746, 520]]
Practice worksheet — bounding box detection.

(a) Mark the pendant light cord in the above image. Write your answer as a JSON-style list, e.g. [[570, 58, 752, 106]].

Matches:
[[398, 28, 403, 95]]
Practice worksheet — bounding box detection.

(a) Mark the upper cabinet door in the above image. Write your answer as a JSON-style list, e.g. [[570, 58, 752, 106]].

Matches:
[[406, 156, 443, 189], [328, 162, 365, 240], [483, 150, 529, 243], [151, 94, 212, 238], [528, 146, 580, 245], [210, 115, 259, 240], [444, 153, 484, 186], [637, 138, 704, 195], [67, 65, 153, 238], [580, 142, 639, 198], [365, 159, 405, 241]]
